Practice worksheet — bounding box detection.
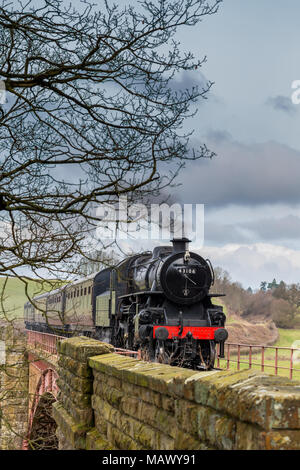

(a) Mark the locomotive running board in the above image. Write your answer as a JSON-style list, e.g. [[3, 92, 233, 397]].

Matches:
[[118, 291, 164, 299]]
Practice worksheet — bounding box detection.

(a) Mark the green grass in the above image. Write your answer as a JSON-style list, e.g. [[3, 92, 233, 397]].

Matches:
[[0, 277, 62, 320], [274, 328, 300, 348], [218, 327, 300, 382]]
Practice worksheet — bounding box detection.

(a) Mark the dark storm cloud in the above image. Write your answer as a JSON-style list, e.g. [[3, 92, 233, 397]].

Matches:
[[266, 95, 297, 115], [176, 136, 300, 207]]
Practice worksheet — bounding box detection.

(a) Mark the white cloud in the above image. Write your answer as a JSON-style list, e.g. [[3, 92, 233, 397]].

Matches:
[[195, 243, 300, 290]]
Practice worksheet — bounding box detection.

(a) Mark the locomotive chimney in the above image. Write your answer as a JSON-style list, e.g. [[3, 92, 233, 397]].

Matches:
[[171, 237, 191, 252]]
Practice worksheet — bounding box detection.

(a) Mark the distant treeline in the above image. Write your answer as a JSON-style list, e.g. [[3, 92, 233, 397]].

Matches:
[[214, 269, 300, 329]]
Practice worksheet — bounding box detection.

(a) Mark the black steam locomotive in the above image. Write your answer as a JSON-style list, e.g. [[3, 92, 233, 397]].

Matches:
[[24, 238, 228, 370]]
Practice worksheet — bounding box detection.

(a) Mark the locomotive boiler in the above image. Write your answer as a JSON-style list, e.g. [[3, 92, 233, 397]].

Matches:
[[24, 238, 228, 370]]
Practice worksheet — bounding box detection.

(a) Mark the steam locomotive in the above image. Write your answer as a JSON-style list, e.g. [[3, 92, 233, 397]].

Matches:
[[24, 238, 228, 370]]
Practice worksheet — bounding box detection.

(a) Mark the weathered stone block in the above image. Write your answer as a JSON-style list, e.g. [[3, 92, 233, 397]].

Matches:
[[175, 399, 199, 436], [174, 429, 214, 450], [57, 378, 91, 408], [86, 428, 116, 450], [58, 367, 93, 394], [156, 432, 175, 450], [138, 400, 177, 439], [58, 355, 92, 379], [89, 354, 199, 397], [161, 395, 175, 412], [264, 430, 300, 450], [120, 395, 140, 418], [197, 405, 237, 450], [58, 336, 113, 362], [192, 369, 300, 432], [106, 421, 145, 450], [56, 427, 75, 450], [235, 422, 265, 450], [52, 402, 90, 449], [94, 411, 108, 436], [93, 380, 124, 409], [93, 370, 122, 392], [121, 380, 162, 408], [59, 390, 93, 426]]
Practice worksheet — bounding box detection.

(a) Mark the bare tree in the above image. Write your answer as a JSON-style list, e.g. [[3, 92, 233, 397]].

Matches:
[[0, 0, 221, 280], [0, 1, 223, 449]]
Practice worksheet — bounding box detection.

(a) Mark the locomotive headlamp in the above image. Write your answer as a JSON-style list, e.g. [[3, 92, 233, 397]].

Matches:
[[184, 250, 191, 263]]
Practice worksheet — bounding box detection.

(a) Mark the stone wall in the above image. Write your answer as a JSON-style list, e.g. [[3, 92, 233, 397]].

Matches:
[[52, 336, 114, 450], [53, 336, 300, 450], [0, 325, 29, 450]]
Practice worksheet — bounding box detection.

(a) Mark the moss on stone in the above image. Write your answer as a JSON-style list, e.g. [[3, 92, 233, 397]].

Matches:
[[58, 336, 113, 361], [52, 402, 91, 449], [86, 428, 116, 450]]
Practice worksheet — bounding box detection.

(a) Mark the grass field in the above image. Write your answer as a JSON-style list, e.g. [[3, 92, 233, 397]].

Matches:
[[213, 300, 300, 381], [0, 276, 61, 320], [217, 327, 300, 381]]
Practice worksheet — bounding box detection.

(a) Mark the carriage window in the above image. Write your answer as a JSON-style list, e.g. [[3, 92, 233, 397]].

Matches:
[[84, 288, 87, 295], [88, 286, 91, 294]]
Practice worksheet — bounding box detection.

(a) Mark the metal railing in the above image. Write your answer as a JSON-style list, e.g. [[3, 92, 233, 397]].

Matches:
[[113, 347, 140, 358], [26, 330, 300, 380], [26, 330, 66, 355], [216, 342, 300, 380]]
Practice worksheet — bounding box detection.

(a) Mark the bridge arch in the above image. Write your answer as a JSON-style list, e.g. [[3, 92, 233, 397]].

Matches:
[[24, 367, 59, 450]]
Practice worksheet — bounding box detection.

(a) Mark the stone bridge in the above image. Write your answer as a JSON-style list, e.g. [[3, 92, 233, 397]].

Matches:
[[0, 326, 300, 450]]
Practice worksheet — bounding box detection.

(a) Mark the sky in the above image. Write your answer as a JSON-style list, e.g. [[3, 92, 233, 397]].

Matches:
[[163, 0, 300, 289]]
